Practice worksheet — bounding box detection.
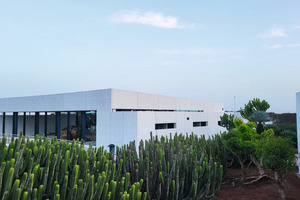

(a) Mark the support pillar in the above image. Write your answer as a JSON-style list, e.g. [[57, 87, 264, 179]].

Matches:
[[67, 112, 71, 140], [44, 112, 47, 137], [81, 111, 86, 141], [35, 112, 40, 135], [56, 112, 61, 139], [23, 112, 26, 136], [2, 112, 5, 135], [12, 112, 18, 136]]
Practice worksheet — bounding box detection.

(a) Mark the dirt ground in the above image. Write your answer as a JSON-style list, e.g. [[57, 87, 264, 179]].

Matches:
[[212, 166, 300, 200]]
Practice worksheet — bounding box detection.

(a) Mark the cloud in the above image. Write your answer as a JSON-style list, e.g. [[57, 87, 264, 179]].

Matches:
[[158, 48, 226, 55], [258, 27, 288, 38], [160, 60, 178, 66], [264, 43, 300, 49], [287, 43, 300, 47], [109, 11, 193, 29], [268, 44, 283, 49]]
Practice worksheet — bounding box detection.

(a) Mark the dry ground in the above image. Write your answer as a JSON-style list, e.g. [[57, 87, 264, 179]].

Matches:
[[212, 166, 300, 200]]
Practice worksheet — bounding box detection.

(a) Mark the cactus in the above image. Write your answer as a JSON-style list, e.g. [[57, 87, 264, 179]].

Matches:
[[0, 133, 224, 200], [2, 168, 14, 196]]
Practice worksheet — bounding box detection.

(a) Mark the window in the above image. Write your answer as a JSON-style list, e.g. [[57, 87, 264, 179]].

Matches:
[[155, 123, 176, 130], [193, 121, 208, 127], [218, 121, 221, 126]]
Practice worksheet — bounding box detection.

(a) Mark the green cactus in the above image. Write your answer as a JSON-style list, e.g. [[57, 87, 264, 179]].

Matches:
[[2, 167, 14, 197]]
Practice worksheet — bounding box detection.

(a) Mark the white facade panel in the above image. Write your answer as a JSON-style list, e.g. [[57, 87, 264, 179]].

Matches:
[[136, 111, 225, 143], [0, 89, 111, 112], [0, 88, 225, 149], [111, 89, 223, 112]]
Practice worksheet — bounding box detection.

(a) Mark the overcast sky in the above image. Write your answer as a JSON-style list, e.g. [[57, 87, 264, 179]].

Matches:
[[0, 0, 299, 113]]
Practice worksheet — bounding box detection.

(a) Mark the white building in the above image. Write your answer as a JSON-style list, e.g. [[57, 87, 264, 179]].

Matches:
[[0, 89, 225, 148], [296, 92, 300, 174]]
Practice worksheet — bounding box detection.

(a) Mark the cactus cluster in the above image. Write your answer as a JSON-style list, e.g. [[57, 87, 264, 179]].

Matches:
[[115, 133, 227, 200], [0, 133, 226, 200], [0, 135, 146, 200]]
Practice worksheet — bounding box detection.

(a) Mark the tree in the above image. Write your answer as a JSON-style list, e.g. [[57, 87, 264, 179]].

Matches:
[[249, 111, 271, 134], [260, 137, 296, 200], [221, 118, 257, 182], [240, 98, 270, 121], [221, 118, 274, 183], [219, 113, 235, 131]]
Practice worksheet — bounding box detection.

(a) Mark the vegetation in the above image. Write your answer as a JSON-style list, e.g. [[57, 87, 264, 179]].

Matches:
[[260, 137, 296, 200], [222, 97, 297, 200], [240, 98, 270, 121], [221, 119, 259, 182], [0, 133, 227, 200], [264, 123, 297, 148], [219, 113, 235, 131], [240, 98, 271, 134]]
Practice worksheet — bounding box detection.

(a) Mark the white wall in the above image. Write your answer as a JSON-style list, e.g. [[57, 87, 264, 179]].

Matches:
[[111, 89, 224, 112], [0, 89, 225, 149], [0, 89, 111, 112], [136, 110, 225, 144], [97, 111, 137, 148]]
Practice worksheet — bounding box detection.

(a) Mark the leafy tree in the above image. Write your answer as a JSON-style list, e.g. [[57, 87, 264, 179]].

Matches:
[[219, 113, 235, 131], [221, 118, 256, 182], [222, 119, 275, 183], [260, 137, 296, 200], [249, 111, 271, 134], [240, 98, 270, 121]]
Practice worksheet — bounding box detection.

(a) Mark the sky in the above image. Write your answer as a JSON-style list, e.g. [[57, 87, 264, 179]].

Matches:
[[0, 0, 299, 113]]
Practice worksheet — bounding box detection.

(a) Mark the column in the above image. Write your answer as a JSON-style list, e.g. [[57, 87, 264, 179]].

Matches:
[[67, 112, 71, 140], [12, 112, 18, 136], [44, 112, 48, 137], [2, 112, 5, 135], [56, 112, 61, 139], [23, 112, 26, 136], [81, 111, 86, 141], [35, 112, 40, 135]]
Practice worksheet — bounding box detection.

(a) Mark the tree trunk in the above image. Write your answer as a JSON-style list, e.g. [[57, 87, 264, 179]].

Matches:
[[274, 170, 286, 200], [250, 155, 265, 177], [256, 123, 264, 134], [238, 158, 246, 183]]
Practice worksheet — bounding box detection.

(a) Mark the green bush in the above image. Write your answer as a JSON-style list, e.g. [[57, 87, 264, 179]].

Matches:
[[264, 124, 297, 148]]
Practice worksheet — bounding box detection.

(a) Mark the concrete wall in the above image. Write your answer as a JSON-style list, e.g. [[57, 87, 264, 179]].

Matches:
[[136, 110, 225, 143], [0, 89, 111, 112], [0, 88, 225, 149], [97, 111, 137, 148], [111, 89, 224, 112]]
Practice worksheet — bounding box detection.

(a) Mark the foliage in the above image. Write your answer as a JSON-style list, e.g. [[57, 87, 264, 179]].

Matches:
[[249, 111, 271, 134], [219, 113, 235, 131], [249, 111, 271, 123], [240, 98, 270, 121], [260, 137, 296, 174], [264, 123, 297, 148], [0, 133, 227, 200], [221, 119, 256, 181]]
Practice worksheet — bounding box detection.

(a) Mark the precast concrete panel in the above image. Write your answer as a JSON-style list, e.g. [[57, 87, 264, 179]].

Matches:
[[0, 88, 225, 149], [0, 89, 111, 112], [136, 111, 225, 143]]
